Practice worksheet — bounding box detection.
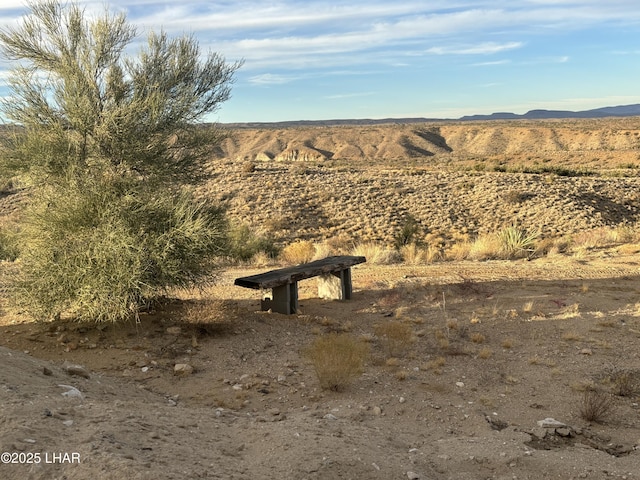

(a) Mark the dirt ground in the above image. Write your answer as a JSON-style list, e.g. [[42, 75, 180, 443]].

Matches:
[[1, 251, 640, 480]]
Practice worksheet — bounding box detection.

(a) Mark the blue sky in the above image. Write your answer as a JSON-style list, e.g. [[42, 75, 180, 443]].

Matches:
[[1, 1, 640, 123]]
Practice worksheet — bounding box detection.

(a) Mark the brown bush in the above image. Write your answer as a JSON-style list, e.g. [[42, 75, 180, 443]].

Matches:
[[281, 240, 316, 264], [374, 321, 414, 357], [579, 389, 615, 423], [305, 333, 369, 391]]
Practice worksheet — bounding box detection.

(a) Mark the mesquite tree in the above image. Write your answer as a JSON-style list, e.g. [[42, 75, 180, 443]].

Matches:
[[0, 1, 241, 322]]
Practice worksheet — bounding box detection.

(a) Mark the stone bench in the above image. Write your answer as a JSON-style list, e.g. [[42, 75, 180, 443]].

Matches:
[[234, 255, 366, 314]]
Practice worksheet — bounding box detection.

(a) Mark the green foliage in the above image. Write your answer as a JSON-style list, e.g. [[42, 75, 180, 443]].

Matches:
[[0, 1, 240, 321], [491, 164, 594, 177], [227, 223, 279, 261], [394, 214, 421, 249], [15, 179, 226, 322], [498, 225, 539, 259], [0, 224, 20, 261], [0, 0, 242, 185]]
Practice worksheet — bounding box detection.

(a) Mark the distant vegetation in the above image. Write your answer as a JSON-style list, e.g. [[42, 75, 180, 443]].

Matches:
[[0, 0, 240, 322]]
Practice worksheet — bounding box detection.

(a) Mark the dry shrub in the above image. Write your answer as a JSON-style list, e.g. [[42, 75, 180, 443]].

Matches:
[[477, 347, 493, 359], [323, 234, 352, 254], [351, 242, 400, 265], [470, 332, 486, 344], [572, 227, 616, 249], [281, 240, 316, 264], [468, 234, 502, 260], [305, 333, 369, 391], [312, 241, 338, 260], [602, 366, 640, 397], [423, 356, 446, 372], [182, 299, 229, 324], [579, 389, 615, 423], [374, 320, 414, 357], [400, 243, 442, 264], [446, 241, 471, 261], [611, 223, 638, 244]]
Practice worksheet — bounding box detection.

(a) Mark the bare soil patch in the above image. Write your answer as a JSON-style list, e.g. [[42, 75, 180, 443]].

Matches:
[[1, 253, 640, 479]]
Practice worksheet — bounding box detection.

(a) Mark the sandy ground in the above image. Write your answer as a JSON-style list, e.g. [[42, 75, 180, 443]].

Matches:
[[1, 251, 640, 480]]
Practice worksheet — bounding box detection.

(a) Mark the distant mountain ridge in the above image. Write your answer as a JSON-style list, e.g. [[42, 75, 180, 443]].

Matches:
[[224, 104, 640, 128], [459, 104, 640, 121]]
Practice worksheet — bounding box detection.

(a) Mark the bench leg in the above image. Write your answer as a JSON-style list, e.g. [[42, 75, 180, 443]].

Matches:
[[318, 268, 353, 300], [261, 282, 298, 314]]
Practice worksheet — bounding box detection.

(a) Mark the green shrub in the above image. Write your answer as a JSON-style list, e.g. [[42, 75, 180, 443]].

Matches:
[[394, 214, 421, 249], [227, 223, 279, 261], [14, 180, 226, 322], [498, 225, 539, 259], [0, 224, 20, 261]]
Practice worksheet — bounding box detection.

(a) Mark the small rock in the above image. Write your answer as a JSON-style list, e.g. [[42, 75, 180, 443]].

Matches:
[[58, 384, 84, 400], [537, 417, 567, 428], [580, 348, 593, 355], [407, 472, 420, 480], [456, 382, 465, 388], [277, 375, 287, 383], [42, 367, 53, 376], [173, 364, 194, 375], [399, 396, 406, 403], [372, 406, 382, 416], [556, 427, 572, 437], [63, 362, 90, 379], [323, 413, 338, 421], [232, 383, 243, 390], [141, 366, 149, 373], [166, 326, 182, 335], [62, 420, 74, 427]]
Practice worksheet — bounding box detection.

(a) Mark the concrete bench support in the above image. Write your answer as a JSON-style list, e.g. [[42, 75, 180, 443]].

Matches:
[[318, 268, 353, 300], [261, 282, 299, 314]]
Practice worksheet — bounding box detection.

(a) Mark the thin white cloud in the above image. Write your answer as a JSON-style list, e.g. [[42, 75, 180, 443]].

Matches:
[[427, 42, 523, 55], [248, 73, 302, 85], [473, 59, 511, 66], [324, 92, 376, 100]]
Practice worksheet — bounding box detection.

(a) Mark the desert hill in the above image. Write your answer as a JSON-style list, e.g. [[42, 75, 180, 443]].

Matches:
[[197, 118, 640, 248], [214, 117, 640, 163]]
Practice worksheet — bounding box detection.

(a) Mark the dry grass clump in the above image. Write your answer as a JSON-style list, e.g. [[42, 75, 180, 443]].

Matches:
[[351, 242, 400, 265], [579, 389, 615, 423], [374, 321, 414, 357], [445, 241, 472, 261], [423, 356, 446, 374], [399, 243, 442, 264], [468, 234, 502, 260], [477, 347, 493, 359], [305, 333, 369, 391], [601, 366, 640, 397], [470, 332, 486, 344], [182, 299, 230, 325], [281, 240, 316, 264]]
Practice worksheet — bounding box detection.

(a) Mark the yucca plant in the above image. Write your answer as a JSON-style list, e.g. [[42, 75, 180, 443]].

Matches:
[[498, 225, 539, 259]]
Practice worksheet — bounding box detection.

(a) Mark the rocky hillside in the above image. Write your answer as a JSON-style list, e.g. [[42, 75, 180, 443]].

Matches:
[[214, 118, 640, 165]]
